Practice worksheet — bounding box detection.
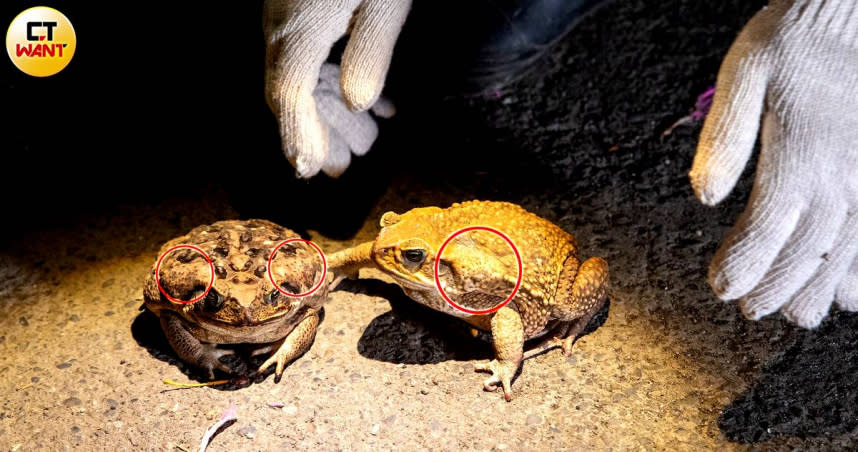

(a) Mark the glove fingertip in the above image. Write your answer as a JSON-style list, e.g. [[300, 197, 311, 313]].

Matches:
[[321, 131, 352, 178], [708, 258, 756, 302], [689, 171, 728, 206], [285, 133, 327, 179], [738, 298, 769, 321], [371, 97, 396, 118], [835, 264, 858, 310], [689, 141, 744, 206], [341, 76, 382, 113], [782, 303, 827, 329]]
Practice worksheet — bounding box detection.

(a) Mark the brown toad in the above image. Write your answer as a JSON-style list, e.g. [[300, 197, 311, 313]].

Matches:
[[143, 219, 326, 382], [328, 201, 609, 400]]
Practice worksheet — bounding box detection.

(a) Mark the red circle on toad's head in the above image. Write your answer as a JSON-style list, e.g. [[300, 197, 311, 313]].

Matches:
[[434, 226, 523, 315], [155, 245, 215, 304], [267, 238, 327, 298]]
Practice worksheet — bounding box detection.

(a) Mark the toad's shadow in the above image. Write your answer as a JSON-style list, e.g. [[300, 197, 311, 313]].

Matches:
[[130, 306, 325, 390], [720, 310, 858, 443], [344, 279, 609, 365]]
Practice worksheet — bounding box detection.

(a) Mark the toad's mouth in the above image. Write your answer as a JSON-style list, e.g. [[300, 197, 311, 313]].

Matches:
[[384, 272, 432, 289], [192, 309, 292, 329], [387, 272, 463, 295], [192, 316, 289, 342]]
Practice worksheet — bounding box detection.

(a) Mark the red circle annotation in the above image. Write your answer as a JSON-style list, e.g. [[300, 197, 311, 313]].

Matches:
[[155, 245, 215, 304], [433, 226, 523, 315], [267, 238, 328, 298]]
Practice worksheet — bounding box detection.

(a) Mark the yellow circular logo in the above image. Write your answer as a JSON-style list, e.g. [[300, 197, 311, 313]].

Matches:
[[6, 7, 76, 77]]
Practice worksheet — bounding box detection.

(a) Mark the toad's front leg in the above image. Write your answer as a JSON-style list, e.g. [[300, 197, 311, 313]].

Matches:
[[474, 306, 524, 402], [326, 242, 375, 290], [160, 311, 235, 380], [254, 308, 319, 383]]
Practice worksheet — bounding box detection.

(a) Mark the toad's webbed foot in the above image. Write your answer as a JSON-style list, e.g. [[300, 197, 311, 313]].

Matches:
[[474, 358, 519, 402]]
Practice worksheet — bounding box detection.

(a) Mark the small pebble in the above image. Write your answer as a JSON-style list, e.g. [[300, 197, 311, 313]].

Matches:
[[18, 317, 28, 327], [63, 397, 82, 407], [237, 425, 256, 439], [56, 362, 72, 369], [69, 315, 80, 322], [430, 422, 442, 438], [526, 414, 543, 426], [102, 278, 115, 288], [71, 426, 81, 434], [104, 311, 115, 317], [370, 424, 380, 436], [283, 405, 298, 416]]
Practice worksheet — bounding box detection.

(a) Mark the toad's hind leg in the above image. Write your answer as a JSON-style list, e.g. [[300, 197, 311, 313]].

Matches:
[[553, 256, 609, 355], [524, 256, 610, 360]]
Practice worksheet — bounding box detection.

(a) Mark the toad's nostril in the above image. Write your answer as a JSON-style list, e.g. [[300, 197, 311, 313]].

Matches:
[[254, 265, 267, 278]]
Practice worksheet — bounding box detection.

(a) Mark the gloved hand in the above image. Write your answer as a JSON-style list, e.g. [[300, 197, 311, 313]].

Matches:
[[689, 0, 858, 328], [263, 0, 410, 178]]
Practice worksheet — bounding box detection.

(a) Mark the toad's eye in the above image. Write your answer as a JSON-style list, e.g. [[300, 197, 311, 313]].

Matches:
[[402, 249, 427, 265], [264, 289, 280, 306], [202, 289, 225, 312]]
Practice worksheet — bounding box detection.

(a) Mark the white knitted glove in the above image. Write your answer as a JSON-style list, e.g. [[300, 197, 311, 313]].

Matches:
[[263, 0, 410, 178], [689, 0, 858, 328]]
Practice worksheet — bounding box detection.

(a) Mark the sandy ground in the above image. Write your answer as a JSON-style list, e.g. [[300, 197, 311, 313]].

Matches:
[[4, 0, 858, 450]]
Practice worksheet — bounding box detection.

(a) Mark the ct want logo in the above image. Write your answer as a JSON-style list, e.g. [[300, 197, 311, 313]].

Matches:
[[6, 6, 76, 77]]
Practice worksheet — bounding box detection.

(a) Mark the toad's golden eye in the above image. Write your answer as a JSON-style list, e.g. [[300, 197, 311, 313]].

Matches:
[[264, 289, 280, 306], [403, 249, 427, 265], [202, 289, 224, 312]]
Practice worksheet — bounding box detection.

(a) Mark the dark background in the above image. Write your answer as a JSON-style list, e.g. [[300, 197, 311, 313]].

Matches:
[[1, 1, 287, 231], [0, 0, 755, 236]]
